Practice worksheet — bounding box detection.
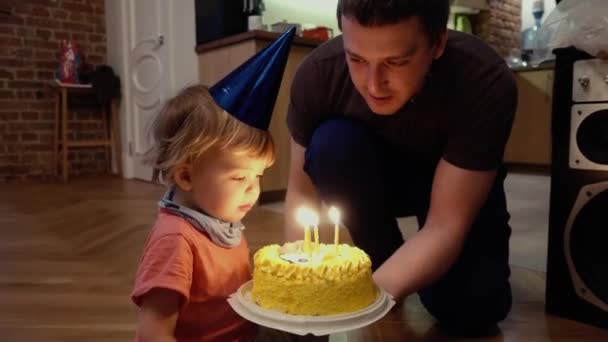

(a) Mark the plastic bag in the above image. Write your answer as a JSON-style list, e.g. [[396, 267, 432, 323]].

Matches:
[[530, 0, 608, 66]]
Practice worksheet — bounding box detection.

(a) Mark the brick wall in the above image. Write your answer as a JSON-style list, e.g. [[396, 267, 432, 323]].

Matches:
[[0, 0, 108, 181], [476, 0, 522, 58]]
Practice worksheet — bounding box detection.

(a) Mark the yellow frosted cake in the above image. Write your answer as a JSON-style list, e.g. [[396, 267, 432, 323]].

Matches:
[[251, 241, 378, 316]]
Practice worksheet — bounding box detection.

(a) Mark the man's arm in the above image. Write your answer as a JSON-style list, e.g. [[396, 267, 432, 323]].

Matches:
[[373, 158, 497, 300], [284, 138, 321, 241]]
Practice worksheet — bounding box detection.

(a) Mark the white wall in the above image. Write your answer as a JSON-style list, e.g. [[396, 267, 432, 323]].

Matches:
[[521, 0, 556, 31], [264, 0, 341, 35]]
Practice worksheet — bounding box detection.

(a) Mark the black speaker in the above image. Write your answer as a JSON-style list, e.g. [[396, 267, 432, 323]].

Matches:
[[546, 47, 608, 329]]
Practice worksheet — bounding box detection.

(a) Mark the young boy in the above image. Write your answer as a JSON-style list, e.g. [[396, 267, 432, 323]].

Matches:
[[132, 28, 295, 342]]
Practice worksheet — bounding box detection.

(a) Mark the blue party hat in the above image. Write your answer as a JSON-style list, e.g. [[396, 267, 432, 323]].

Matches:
[[210, 27, 296, 130]]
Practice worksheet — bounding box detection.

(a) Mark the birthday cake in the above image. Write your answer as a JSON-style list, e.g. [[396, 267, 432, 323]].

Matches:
[[251, 241, 378, 316]]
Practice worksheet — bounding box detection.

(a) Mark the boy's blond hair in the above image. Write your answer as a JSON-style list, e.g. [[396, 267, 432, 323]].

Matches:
[[146, 84, 275, 184]]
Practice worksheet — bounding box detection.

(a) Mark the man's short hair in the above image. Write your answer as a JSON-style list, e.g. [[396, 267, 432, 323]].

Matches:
[[337, 0, 451, 45]]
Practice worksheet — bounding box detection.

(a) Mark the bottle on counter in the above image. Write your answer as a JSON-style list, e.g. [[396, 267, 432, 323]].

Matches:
[[521, 0, 545, 61]]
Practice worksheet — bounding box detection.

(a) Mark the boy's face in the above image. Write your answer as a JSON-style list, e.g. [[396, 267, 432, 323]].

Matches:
[[181, 148, 267, 223], [341, 15, 446, 115]]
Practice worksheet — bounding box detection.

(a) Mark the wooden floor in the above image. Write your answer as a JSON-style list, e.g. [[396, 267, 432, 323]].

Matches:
[[1, 177, 608, 341]]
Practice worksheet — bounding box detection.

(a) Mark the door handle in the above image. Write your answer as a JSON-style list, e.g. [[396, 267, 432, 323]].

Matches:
[[132, 34, 165, 51]]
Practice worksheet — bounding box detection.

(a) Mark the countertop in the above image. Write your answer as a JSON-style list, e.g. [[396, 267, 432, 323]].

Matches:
[[511, 62, 555, 73], [196, 30, 325, 53], [196, 30, 557, 74]]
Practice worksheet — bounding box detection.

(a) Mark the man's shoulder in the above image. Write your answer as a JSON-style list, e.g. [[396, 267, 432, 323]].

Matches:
[[291, 36, 350, 96], [433, 30, 514, 97], [445, 30, 504, 63], [299, 35, 346, 70], [440, 31, 509, 77]]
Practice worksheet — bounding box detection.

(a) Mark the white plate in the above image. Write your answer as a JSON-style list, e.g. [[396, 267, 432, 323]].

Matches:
[[227, 281, 396, 336]]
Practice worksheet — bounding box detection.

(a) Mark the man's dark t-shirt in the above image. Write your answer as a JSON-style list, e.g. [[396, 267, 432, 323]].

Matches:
[[287, 30, 517, 171]]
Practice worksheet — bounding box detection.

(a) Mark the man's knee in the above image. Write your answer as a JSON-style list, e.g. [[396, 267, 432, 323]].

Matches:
[[419, 280, 512, 329]]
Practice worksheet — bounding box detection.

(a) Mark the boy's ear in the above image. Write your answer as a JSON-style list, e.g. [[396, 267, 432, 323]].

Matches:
[[173, 164, 193, 192]]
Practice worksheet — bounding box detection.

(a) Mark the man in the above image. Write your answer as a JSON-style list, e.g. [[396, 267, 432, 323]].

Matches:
[[285, 0, 517, 336]]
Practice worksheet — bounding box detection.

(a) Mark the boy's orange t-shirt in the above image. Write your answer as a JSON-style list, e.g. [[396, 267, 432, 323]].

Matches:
[[132, 209, 257, 341]]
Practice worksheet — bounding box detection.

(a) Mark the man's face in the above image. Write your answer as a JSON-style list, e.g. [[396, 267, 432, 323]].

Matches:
[[341, 15, 446, 115]]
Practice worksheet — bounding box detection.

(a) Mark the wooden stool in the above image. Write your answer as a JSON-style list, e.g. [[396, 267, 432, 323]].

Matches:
[[52, 83, 122, 181]]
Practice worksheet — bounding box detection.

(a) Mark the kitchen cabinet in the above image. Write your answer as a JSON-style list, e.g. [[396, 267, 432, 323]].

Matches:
[[197, 30, 322, 200], [504, 68, 554, 168]]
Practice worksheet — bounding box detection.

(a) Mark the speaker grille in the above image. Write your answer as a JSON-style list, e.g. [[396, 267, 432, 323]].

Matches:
[[577, 109, 608, 165], [570, 189, 608, 306]]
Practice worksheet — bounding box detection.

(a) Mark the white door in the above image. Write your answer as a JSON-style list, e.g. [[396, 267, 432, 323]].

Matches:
[[105, 0, 199, 181], [128, 0, 170, 181]]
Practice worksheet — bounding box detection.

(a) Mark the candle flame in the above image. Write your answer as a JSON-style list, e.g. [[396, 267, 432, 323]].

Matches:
[[328, 206, 341, 224], [296, 207, 315, 227]]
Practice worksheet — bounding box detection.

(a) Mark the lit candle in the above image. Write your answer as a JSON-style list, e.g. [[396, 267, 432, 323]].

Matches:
[[296, 207, 313, 260], [305, 226, 312, 260], [311, 211, 320, 255], [329, 206, 341, 255]]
